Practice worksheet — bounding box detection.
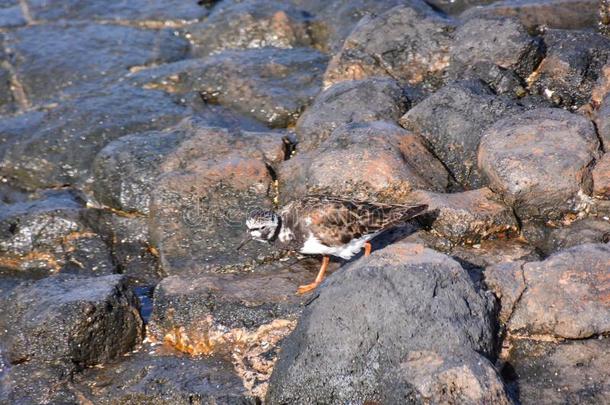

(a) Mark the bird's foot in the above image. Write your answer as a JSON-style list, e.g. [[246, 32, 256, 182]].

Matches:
[[296, 282, 320, 295]]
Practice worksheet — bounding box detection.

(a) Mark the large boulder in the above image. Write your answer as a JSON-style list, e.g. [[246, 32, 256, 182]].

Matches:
[[399, 80, 522, 188], [279, 121, 449, 203], [478, 108, 600, 221], [4, 22, 189, 104], [148, 122, 287, 274], [0, 274, 142, 370], [296, 77, 409, 151], [485, 243, 610, 338], [267, 242, 507, 404], [323, 4, 455, 88]]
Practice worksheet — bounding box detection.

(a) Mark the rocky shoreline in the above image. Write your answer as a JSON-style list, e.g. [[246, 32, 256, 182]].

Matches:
[[1, 0, 609, 403]]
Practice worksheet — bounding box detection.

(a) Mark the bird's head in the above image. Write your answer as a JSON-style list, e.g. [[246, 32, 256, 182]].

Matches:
[[237, 209, 280, 250]]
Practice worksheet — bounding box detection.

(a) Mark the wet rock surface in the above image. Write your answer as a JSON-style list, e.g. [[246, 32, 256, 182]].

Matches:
[[1, 0, 609, 403], [267, 242, 505, 403], [0, 274, 142, 370], [0, 189, 115, 275], [0, 84, 188, 190], [504, 337, 610, 404], [73, 344, 254, 405]]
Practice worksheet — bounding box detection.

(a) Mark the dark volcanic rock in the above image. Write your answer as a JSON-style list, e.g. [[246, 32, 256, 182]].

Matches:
[[449, 17, 543, 81], [485, 243, 610, 338], [426, 0, 496, 15], [461, 0, 598, 31], [399, 80, 521, 188], [295, 77, 409, 151], [0, 274, 142, 369], [279, 121, 449, 203], [595, 93, 610, 149], [0, 0, 25, 28], [323, 4, 455, 88], [93, 127, 190, 215], [170, 47, 327, 128], [405, 188, 518, 244], [593, 153, 610, 198], [537, 217, 610, 256], [149, 260, 315, 338], [295, 0, 415, 52], [28, 0, 208, 22], [88, 211, 163, 284], [186, 0, 313, 57], [0, 84, 187, 190], [529, 29, 610, 109], [147, 260, 322, 397], [148, 123, 286, 274], [0, 189, 115, 275], [478, 108, 600, 221], [73, 345, 253, 405], [505, 337, 610, 405], [267, 242, 507, 404], [0, 363, 76, 405], [5, 23, 189, 104]]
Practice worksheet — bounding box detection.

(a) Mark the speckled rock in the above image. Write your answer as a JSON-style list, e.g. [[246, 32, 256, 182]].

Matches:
[[296, 77, 409, 151], [478, 108, 600, 221], [400, 80, 521, 188], [449, 17, 542, 81], [186, 0, 313, 57], [529, 29, 610, 109], [0, 363, 76, 405], [323, 4, 455, 87], [0, 274, 142, 370], [593, 153, 610, 198], [485, 243, 610, 338], [267, 242, 506, 404], [537, 217, 610, 256], [279, 121, 449, 203]]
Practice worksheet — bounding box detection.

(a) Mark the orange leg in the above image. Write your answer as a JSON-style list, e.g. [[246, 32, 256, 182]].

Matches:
[[364, 241, 372, 257], [297, 256, 330, 294]]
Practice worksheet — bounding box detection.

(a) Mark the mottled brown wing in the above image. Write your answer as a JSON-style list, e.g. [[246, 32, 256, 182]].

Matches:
[[299, 196, 427, 247]]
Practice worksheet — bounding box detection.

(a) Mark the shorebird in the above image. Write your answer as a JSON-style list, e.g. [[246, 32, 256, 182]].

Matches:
[[238, 195, 428, 294]]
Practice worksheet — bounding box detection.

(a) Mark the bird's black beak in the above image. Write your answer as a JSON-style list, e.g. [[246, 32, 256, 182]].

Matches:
[[236, 236, 252, 251]]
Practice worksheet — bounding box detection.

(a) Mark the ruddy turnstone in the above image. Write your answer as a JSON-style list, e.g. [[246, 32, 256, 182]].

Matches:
[[238, 195, 428, 294]]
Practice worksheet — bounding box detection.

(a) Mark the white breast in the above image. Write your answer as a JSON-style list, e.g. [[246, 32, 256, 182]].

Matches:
[[300, 232, 379, 260]]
